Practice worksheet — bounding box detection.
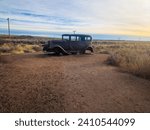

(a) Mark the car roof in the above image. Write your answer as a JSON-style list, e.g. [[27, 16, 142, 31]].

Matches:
[[62, 34, 92, 37]]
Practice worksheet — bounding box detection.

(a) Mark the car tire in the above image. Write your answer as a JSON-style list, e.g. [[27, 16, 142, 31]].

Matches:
[[80, 50, 85, 54], [54, 48, 61, 55]]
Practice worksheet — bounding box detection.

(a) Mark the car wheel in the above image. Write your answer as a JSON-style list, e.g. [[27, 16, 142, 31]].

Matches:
[[54, 48, 61, 55], [80, 50, 85, 54]]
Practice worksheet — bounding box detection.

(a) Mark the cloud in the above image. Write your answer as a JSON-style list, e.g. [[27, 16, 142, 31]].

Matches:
[[0, 0, 150, 36]]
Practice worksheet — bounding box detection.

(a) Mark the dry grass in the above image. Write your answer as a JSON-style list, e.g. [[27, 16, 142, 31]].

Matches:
[[93, 41, 150, 79], [0, 43, 42, 55]]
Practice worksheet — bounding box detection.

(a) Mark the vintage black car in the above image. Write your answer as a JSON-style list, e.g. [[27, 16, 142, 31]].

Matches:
[[43, 34, 93, 55]]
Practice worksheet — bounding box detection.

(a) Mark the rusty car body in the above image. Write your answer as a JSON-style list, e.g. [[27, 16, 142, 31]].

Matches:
[[43, 34, 93, 55]]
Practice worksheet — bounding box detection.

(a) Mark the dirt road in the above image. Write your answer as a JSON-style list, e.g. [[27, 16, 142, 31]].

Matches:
[[0, 53, 150, 112]]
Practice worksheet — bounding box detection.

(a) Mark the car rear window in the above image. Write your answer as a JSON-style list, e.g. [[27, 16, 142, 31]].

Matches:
[[85, 37, 91, 41]]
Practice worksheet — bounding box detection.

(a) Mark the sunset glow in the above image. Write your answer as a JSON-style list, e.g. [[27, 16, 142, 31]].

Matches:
[[0, 0, 150, 37]]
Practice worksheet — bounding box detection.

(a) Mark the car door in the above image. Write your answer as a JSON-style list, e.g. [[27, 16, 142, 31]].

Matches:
[[78, 36, 87, 50], [61, 35, 70, 51], [69, 36, 79, 51]]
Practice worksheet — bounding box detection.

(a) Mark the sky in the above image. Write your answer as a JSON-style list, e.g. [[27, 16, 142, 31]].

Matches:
[[0, 0, 150, 37]]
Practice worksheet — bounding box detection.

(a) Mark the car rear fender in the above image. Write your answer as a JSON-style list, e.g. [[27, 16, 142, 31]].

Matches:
[[86, 46, 94, 52]]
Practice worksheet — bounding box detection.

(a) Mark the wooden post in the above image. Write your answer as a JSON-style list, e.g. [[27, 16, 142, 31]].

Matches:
[[7, 18, 10, 37]]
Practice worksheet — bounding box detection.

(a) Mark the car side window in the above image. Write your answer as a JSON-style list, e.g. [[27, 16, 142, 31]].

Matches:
[[63, 36, 69, 41], [76, 36, 81, 41], [71, 36, 76, 41]]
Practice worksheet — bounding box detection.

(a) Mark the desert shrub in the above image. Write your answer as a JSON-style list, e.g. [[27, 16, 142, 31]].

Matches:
[[32, 45, 42, 52], [0, 43, 42, 55], [104, 43, 150, 79], [0, 46, 13, 53], [12, 44, 25, 54], [0, 43, 14, 54]]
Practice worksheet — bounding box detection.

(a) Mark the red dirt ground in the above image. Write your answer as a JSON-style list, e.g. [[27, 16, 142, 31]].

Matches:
[[0, 53, 150, 112]]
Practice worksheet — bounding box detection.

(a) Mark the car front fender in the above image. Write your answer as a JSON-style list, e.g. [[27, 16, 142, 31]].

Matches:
[[53, 45, 69, 55]]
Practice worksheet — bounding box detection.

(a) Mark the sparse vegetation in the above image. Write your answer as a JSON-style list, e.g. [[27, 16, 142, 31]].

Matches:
[[0, 43, 42, 55], [0, 34, 61, 55], [93, 41, 150, 79], [1, 35, 150, 79]]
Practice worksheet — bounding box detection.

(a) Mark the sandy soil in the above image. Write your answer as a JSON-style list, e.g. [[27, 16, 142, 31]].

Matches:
[[0, 53, 150, 112]]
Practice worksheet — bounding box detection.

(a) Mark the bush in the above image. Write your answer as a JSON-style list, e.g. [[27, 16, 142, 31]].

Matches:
[[105, 43, 150, 79], [0, 43, 42, 55], [93, 41, 150, 79]]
